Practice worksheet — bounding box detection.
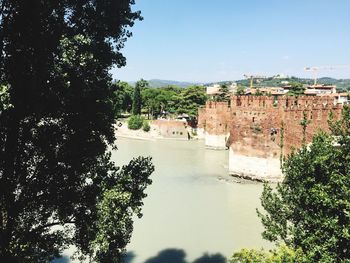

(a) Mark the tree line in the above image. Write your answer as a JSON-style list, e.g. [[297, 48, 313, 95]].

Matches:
[[112, 79, 207, 119]]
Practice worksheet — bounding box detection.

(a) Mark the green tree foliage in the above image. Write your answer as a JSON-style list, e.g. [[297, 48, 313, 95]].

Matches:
[[128, 115, 145, 130], [235, 85, 246, 96], [156, 88, 180, 114], [177, 85, 207, 117], [0, 85, 12, 113], [112, 81, 134, 116], [257, 106, 350, 262], [140, 85, 206, 119], [132, 79, 148, 115], [230, 245, 305, 263], [0, 1, 154, 262], [142, 121, 151, 132], [215, 84, 231, 102], [255, 88, 263, 96], [142, 88, 160, 119], [92, 157, 153, 262], [287, 81, 305, 96]]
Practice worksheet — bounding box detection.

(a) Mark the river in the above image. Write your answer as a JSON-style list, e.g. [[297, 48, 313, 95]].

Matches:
[[112, 137, 271, 263]]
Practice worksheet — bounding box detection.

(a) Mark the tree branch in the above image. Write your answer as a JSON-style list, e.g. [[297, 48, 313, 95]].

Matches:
[[30, 219, 76, 233]]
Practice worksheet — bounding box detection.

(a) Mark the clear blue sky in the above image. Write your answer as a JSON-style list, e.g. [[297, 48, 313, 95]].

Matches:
[[111, 0, 350, 83]]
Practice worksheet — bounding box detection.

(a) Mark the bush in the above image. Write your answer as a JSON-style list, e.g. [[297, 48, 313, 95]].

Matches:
[[230, 245, 305, 263], [142, 121, 150, 132], [128, 115, 144, 130]]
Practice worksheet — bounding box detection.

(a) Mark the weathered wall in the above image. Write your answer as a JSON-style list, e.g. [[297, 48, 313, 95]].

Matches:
[[280, 96, 342, 154], [198, 101, 231, 148], [152, 119, 189, 139], [229, 148, 282, 182], [205, 133, 230, 150], [198, 95, 343, 181]]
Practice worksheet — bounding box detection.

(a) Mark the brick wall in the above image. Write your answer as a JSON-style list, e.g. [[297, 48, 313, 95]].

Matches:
[[199, 95, 343, 156]]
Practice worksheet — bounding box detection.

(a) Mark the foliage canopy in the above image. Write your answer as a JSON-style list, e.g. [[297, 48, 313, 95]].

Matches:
[[230, 245, 305, 263], [257, 106, 350, 262], [0, 1, 154, 262], [215, 84, 231, 102], [128, 115, 145, 130], [132, 79, 148, 115]]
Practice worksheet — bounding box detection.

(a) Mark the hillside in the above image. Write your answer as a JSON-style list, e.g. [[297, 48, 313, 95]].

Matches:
[[233, 77, 350, 91], [129, 79, 200, 88], [127, 77, 350, 91]]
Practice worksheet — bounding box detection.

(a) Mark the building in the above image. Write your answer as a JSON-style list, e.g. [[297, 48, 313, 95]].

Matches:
[[245, 87, 286, 96], [206, 83, 237, 99], [304, 84, 336, 95], [318, 92, 349, 105]]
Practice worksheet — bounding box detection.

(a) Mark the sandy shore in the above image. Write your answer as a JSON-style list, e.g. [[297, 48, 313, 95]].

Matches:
[[115, 122, 159, 141], [115, 121, 198, 141], [115, 122, 191, 141]]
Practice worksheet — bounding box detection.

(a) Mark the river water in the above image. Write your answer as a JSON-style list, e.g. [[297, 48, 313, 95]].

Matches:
[[111, 137, 271, 263]]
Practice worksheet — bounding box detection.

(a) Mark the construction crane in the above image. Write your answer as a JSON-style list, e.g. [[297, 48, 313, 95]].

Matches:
[[243, 74, 267, 89], [304, 65, 350, 85]]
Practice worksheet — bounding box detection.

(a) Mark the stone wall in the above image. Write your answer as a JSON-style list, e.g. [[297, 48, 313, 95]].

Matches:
[[152, 119, 189, 139], [198, 95, 343, 181]]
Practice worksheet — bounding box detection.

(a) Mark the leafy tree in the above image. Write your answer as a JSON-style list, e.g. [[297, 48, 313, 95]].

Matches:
[[141, 88, 160, 119], [230, 245, 305, 263], [235, 85, 246, 96], [178, 85, 207, 117], [155, 88, 178, 115], [0, 84, 12, 113], [287, 81, 305, 96], [132, 79, 148, 115], [257, 106, 350, 262], [162, 85, 182, 113], [113, 81, 134, 116], [215, 84, 231, 102], [0, 1, 154, 262], [254, 88, 264, 96], [141, 85, 205, 119], [163, 85, 182, 94]]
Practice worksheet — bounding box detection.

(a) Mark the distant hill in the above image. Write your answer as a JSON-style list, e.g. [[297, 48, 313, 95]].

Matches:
[[233, 77, 350, 92], [127, 77, 350, 91], [128, 79, 201, 88]]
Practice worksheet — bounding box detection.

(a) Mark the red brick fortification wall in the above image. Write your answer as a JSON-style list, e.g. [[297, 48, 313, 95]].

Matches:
[[227, 96, 283, 181], [197, 101, 231, 149], [281, 96, 342, 155], [198, 95, 343, 181], [228, 96, 281, 158]]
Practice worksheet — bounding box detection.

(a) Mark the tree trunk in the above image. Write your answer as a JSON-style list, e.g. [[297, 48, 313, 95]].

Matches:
[[0, 110, 20, 257]]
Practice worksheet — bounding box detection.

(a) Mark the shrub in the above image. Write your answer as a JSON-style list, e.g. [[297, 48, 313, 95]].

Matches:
[[230, 245, 305, 263], [142, 120, 151, 132], [128, 115, 144, 130]]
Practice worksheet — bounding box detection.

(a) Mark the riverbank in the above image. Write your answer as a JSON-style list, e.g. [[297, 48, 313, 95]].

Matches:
[[115, 120, 197, 141], [115, 121, 280, 183], [115, 122, 159, 141]]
